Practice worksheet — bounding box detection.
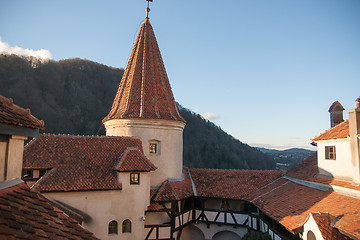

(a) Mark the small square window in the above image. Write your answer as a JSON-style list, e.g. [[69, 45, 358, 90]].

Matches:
[[149, 143, 157, 154], [130, 173, 140, 184], [325, 146, 336, 160]]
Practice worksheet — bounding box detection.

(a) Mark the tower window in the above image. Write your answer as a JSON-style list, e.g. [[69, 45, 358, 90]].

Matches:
[[149, 143, 157, 153], [108, 220, 118, 234], [130, 173, 140, 184], [122, 219, 131, 233], [149, 140, 160, 155], [325, 146, 336, 160]]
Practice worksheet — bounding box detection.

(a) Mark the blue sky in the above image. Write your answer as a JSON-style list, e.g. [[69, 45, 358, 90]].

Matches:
[[0, 0, 359, 150]]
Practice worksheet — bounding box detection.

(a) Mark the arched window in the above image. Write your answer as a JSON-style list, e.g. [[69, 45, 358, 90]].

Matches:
[[122, 219, 131, 233], [108, 220, 118, 234], [307, 230, 317, 240]]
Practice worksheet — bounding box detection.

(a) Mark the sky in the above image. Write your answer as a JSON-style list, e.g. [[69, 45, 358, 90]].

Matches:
[[0, 0, 359, 150]]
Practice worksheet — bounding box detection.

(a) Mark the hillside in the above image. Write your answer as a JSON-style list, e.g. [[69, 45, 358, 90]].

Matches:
[[0, 54, 275, 170]]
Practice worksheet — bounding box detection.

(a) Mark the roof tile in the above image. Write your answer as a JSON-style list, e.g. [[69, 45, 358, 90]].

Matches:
[[0, 94, 44, 130], [103, 19, 185, 123], [114, 147, 156, 172], [250, 178, 360, 239], [23, 134, 149, 192], [312, 120, 349, 141], [190, 168, 283, 200], [312, 213, 351, 240], [0, 182, 98, 239]]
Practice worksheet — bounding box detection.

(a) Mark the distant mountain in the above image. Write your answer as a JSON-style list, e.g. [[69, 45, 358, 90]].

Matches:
[[256, 147, 315, 170], [0, 54, 275, 170]]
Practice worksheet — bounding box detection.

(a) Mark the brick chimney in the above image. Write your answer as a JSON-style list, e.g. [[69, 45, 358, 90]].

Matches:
[[329, 101, 344, 128]]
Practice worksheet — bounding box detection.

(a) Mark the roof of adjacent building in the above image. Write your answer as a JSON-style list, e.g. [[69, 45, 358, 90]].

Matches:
[[0, 179, 98, 239], [311, 213, 351, 240], [312, 120, 349, 141], [0, 94, 45, 130], [189, 168, 282, 200], [103, 18, 185, 123], [150, 168, 283, 203], [286, 152, 360, 191], [23, 134, 155, 192], [250, 177, 360, 240]]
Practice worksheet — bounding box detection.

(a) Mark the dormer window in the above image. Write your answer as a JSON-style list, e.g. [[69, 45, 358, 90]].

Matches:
[[149, 140, 160, 155], [325, 146, 336, 160], [22, 169, 46, 181], [130, 173, 140, 184]]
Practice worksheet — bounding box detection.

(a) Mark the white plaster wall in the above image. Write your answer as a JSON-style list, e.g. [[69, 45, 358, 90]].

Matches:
[[104, 119, 185, 186], [317, 139, 354, 181], [5, 136, 26, 181], [302, 214, 324, 240], [44, 172, 151, 240]]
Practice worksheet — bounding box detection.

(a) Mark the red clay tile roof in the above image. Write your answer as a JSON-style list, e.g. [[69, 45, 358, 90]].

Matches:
[[189, 169, 283, 200], [286, 153, 360, 191], [151, 169, 282, 202], [0, 94, 44, 130], [103, 18, 185, 123], [23, 134, 150, 192], [250, 178, 360, 239], [114, 147, 156, 172], [312, 120, 349, 141], [152, 168, 194, 202], [0, 181, 98, 239], [311, 213, 351, 240]]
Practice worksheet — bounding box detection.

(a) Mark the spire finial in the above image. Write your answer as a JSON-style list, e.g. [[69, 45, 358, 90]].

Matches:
[[145, 0, 152, 19]]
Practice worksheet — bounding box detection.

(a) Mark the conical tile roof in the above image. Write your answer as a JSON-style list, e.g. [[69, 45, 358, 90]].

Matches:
[[103, 18, 185, 123]]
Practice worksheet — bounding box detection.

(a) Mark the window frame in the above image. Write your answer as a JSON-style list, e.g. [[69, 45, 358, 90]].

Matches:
[[149, 140, 160, 155], [122, 219, 131, 233], [108, 220, 118, 234], [149, 143, 157, 154], [325, 146, 336, 160], [130, 172, 140, 185]]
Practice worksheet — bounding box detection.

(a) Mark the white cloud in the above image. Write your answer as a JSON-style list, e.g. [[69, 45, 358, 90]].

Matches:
[[202, 112, 219, 120], [0, 37, 52, 60]]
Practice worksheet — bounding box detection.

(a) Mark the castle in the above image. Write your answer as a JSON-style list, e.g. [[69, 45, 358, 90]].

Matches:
[[1, 3, 360, 240]]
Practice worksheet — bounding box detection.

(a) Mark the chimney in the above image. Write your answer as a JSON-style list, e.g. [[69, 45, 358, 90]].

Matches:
[[349, 97, 360, 137], [328, 101, 344, 128], [348, 97, 360, 184]]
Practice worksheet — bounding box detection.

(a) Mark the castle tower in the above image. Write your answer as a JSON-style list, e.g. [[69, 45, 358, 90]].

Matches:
[[103, 15, 186, 187]]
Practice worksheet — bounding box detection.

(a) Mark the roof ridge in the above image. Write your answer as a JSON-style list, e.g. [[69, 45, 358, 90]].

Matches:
[[39, 133, 139, 140], [251, 177, 289, 202], [187, 168, 197, 197], [285, 176, 360, 199]]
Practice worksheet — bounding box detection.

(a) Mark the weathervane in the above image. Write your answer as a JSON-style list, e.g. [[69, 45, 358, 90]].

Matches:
[[146, 0, 152, 19]]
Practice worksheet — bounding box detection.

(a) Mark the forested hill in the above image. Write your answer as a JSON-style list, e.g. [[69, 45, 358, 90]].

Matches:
[[0, 54, 275, 170]]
